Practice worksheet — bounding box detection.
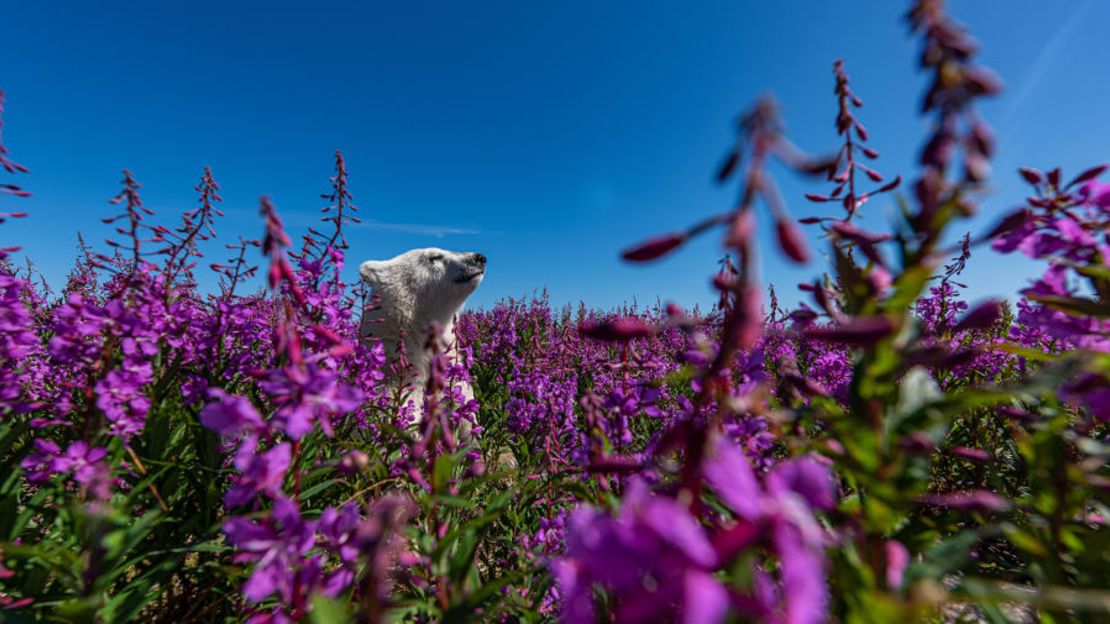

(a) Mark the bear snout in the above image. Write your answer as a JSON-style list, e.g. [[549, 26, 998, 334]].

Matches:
[[470, 253, 487, 268]]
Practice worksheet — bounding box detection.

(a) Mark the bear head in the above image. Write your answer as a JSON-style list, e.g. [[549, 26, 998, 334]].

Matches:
[[358, 247, 486, 332]]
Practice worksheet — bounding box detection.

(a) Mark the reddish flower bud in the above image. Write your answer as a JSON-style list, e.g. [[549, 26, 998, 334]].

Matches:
[[579, 316, 657, 342], [712, 520, 762, 563], [830, 221, 892, 244], [716, 150, 741, 183], [0, 185, 30, 198], [861, 166, 884, 183], [789, 306, 818, 330], [1068, 164, 1109, 189], [621, 233, 687, 262], [868, 266, 892, 294], [951, 446, 991, 462], [724, 209, 755, 251], [1047, 167, 1062, 189], [970, 122, 995, 158], [965, 67, 1003, 96], [585, 455, 643, 473], [776, 218, 809, 264], [952, 300, 1004, 332], [805, 315, 895, 346], [796, 155, 839, 177], [922, 490, 1010, 513], [338, 450, 370, 474], [899, 431, 936, 455], [712, 272, 737, 292], [734, 286, 763, 350], [984, 209, 1030, 240], [964, 152, 990, 183], [1018, 167, 1044, 185], [996, 406, 1036, 423], [875, 175, 902, 194], [861, 147, 880, 159]]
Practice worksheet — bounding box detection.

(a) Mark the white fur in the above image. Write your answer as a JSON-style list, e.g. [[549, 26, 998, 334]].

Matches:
[[358, 247, 485, 423]]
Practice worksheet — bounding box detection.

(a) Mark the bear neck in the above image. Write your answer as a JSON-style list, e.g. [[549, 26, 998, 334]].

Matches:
[[362, 289, 463, 378]]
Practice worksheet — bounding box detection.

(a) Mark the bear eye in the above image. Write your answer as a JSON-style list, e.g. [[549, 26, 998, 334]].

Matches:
[[427, 253, 444, 263]]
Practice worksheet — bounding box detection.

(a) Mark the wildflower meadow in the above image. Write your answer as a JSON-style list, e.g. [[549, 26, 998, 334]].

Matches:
[[3, 2, 1110, 623]]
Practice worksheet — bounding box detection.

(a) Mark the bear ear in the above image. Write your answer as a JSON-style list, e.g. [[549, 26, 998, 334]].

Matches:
[[359, 260, 388, 285]]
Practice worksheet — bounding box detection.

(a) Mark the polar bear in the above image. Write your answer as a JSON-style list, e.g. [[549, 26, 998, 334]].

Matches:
[[358, 247, 486, 425]]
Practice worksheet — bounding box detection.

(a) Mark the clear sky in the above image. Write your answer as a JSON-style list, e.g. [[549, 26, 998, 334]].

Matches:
[[2, 1, 1107, 311]]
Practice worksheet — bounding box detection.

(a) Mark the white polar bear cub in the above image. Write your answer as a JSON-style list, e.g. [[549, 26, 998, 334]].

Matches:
[[358, 247, 486, 423]]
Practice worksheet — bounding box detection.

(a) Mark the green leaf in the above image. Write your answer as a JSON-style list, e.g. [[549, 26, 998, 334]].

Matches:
[[310, 594, 353, 624]]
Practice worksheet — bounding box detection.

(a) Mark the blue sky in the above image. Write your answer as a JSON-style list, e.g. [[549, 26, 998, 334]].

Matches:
[[2, 0, 1107, 311]]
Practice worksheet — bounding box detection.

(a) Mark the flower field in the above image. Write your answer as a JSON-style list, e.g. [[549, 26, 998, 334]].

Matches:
[[3, 2, 1110, 623]]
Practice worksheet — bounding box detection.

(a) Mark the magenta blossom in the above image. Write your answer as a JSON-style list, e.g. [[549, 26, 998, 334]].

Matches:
[[258, 364, 362, 438], [225, 442, 291, 508], [554, 479, 728, 624], [704, 440, 835, 624], [223, 496, 319, 607]]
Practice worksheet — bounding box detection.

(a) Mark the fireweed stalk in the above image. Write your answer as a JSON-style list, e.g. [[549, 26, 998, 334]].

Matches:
[[565, 95, 841, 623]]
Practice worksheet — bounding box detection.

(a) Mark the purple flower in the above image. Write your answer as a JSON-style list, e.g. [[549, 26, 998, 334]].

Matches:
[[223, 496, 318, 604], [20, 438, 111, 500], [200, 389, 267, 437], [259, 364, 362, 438], [20, 438, 61, 484], [766, 456, 838, 512], [1080, 180, 1110, 210], [50, 441, 109, 487], [1061, 372, 1110, 422], [225, 442, 291, 507], [555, 479, 725, 624], [885, 540, 910, 589], [704, 440, 834, 624], [95, 364, 153, 439]]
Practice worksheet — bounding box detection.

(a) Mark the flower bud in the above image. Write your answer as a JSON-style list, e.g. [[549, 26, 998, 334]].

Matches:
[[952, 300, 1003, 332], [338, 450, 370, 474], [580, 317, 656, 342], [621, 233, 687, 262], [775, 218, 809, 264]]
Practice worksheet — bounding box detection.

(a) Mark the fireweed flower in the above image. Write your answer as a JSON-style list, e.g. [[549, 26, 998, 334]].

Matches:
[[703, 439, 835, 624], [95, 363, 154, 438], [50, 440, 109, 486], [200, 388, 269, 438], [224, 442, 291, 508], [258, 363, 362, 438], [223, 496, 319, 607], [20, 438, 112, 500], [554, 479, 728, 624], [0, 272, 40, 411], [20, 438, 61, 485]]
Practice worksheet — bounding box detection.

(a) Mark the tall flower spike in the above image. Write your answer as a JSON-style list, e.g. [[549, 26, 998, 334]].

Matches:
[[321, 150, 359, 254], [259, 196, 306, 306], [98, 169, 156, 278], [160, 167, 224, 291], [806, 60, 900, 222], [906, 0, 1001, 251], [0, 90, 30, 198]]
